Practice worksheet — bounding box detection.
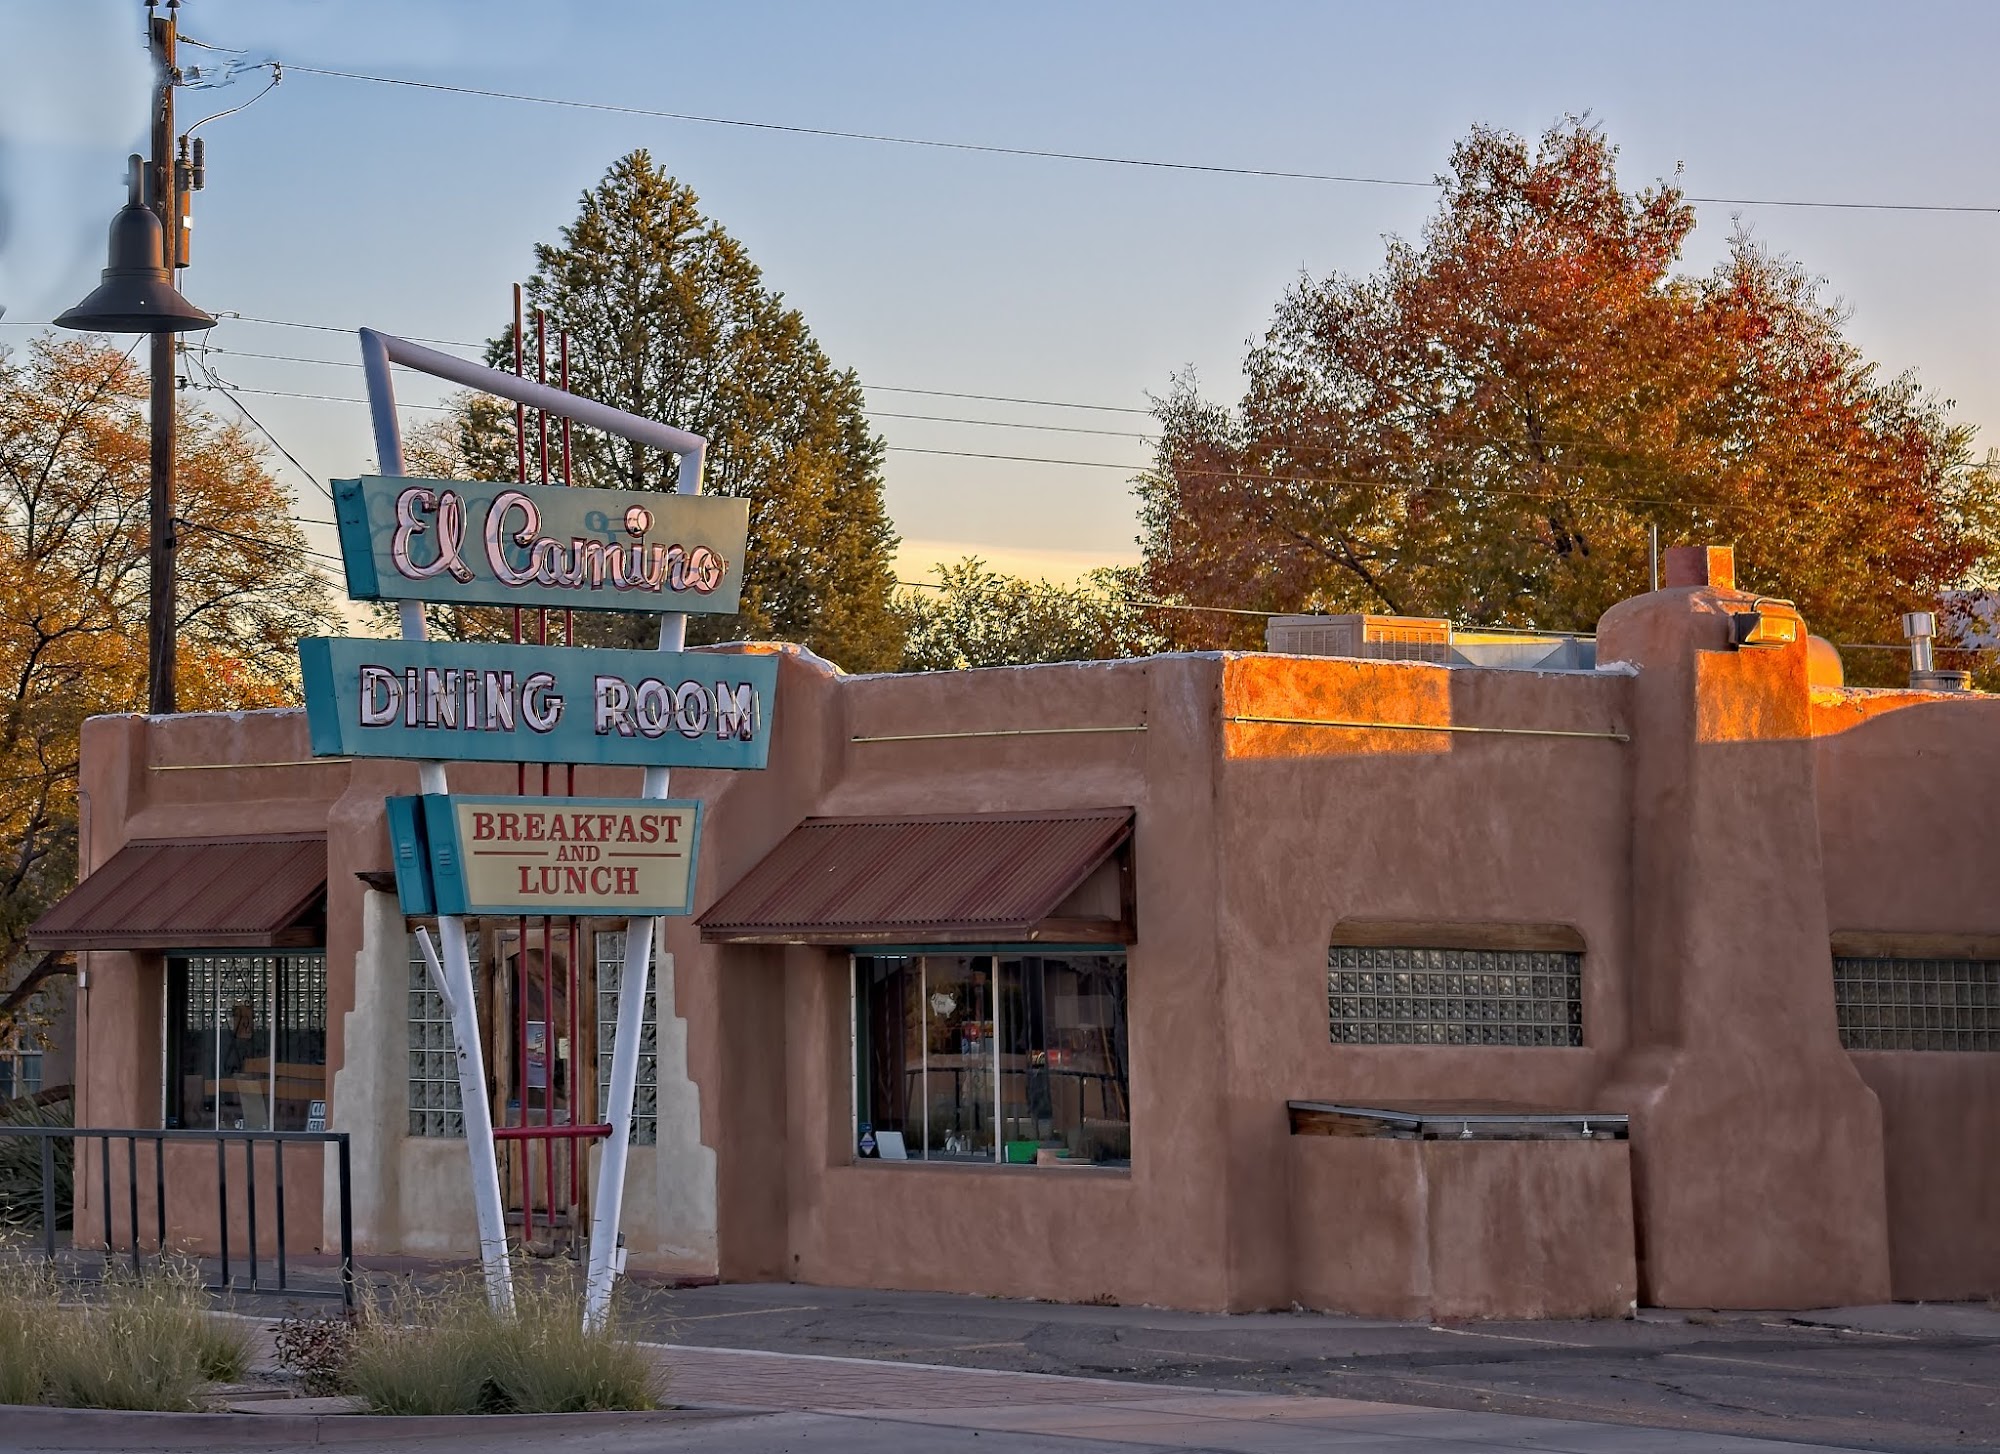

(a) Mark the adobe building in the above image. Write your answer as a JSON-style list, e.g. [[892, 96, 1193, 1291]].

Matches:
[[36, 547, 2000, 1318]]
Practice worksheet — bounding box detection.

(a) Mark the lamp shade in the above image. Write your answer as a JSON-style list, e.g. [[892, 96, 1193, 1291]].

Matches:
[[54, 199, 213, 334]]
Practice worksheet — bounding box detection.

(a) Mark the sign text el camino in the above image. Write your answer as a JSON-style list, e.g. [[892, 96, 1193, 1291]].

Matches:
[[333, 476, 750, 615]]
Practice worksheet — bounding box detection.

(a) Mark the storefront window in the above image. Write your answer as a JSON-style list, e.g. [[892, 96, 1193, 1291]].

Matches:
[[166, 951, 327, 1131], [853, 951, 1129, 1167]]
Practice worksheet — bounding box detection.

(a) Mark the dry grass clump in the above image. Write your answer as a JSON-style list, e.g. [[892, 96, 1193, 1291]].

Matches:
[[0, 1250, 249, 1410], [0, 1254, 58, 1404], [342, 1264, 662, 1415]]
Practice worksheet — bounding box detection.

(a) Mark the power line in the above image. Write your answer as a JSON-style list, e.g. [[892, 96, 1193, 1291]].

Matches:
[[180, 355, 338, 501], [145, 381, 1740, 509], [283, 63, 2000, 218], [196, 346, 1156, 438], [199, 315, 1155, 414]]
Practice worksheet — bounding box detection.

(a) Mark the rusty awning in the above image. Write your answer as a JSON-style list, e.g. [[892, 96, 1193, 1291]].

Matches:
[[30, 836, 327, 951], [699, 808, 1134, 946]]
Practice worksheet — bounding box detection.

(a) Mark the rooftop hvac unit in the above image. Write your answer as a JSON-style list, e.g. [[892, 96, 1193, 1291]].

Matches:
[[1264, 614, 1451, 664]]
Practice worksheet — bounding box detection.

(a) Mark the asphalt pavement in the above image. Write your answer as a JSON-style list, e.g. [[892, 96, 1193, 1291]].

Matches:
[[620, 1280, 2000, 1453]]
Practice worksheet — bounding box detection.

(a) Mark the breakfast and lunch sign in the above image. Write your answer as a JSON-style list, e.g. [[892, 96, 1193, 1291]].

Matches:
[[385, 795, 701, 917], [303, 471, 768, 917]]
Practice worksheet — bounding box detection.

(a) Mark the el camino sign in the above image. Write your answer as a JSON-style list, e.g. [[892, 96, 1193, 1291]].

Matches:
[[299, 636, 777, 768], [333, 476, 750, 615], [393, 795, 703, 917]]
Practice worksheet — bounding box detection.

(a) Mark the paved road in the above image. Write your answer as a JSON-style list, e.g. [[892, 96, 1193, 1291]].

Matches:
[[16, 1271, 1991, 1452], [0, 1342, 1905, 1453], [623, 1281, 2000, 1453]]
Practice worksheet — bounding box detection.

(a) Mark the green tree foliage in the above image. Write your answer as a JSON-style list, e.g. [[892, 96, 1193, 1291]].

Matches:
[[897, 559, 1161, 671], [444, 151, 902, 671], [1138, 120, 2000, 681], [0, 336, 332, 1043]]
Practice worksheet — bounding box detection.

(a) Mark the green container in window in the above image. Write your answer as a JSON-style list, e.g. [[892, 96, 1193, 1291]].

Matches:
[[1004, 1139, 1041, 1165]]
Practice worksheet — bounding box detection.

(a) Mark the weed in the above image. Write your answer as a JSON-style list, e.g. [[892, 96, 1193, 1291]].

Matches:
[[0, 1252, 56, 1404], [38, 1261, 213, 1411], [344, 1264, 661, 1415]]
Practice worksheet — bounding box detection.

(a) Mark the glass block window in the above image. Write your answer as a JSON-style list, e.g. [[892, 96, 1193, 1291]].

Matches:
[[166, 951, 327, 1130], [1327, 946, 1582, 1047], [1835, 957, 2000, 1052], [407, 932, 478, 1139], [595, 930, 659, 1146]]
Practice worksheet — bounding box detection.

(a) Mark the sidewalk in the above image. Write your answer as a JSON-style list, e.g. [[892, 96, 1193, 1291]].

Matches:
[[3, 1340, 1882, 1452], [647, 1341, 1873, 1452]]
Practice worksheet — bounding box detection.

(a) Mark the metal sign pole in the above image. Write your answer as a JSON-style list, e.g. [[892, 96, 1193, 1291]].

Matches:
[[357, 328, 710, 1325], [584, 612, 684, 1332], [362, 331, 513, 1311]]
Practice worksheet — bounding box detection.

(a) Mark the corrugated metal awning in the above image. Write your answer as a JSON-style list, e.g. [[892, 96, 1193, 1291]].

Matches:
[[30, 836, 327, 951], [699, 809, 1133, 946]]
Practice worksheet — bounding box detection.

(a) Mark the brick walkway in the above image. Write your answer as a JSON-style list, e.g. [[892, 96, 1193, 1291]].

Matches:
[[655, 1341, 1236, 1411], [647, 1342, 1859, 1452]]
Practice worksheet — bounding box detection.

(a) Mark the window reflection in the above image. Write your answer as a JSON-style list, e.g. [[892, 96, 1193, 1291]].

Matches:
[[854, 952, 1128, 1167], [167, 953, 327, 1131]]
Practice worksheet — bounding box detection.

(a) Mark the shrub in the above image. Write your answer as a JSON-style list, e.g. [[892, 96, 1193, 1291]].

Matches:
[[343, 1265, 662, 1415], [0, 1099, 71, 1231], [39, 1262, 211, 1410], [0, 1252, 56, 1404]]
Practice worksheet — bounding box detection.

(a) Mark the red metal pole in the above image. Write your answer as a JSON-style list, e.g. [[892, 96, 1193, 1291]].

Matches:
[[542, 916, 555, 1220]]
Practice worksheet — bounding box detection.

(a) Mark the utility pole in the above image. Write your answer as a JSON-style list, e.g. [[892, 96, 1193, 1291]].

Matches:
[[147, 0, 179, 714]]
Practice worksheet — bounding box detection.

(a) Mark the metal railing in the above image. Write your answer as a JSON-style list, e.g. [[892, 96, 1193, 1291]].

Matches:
[[0, 1126, 353, 1308]]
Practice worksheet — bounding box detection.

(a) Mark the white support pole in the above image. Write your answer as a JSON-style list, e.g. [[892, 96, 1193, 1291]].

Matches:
[[359, 327, 709, 1330], [364, 331, 513, 1312], [416, 926, 513, 1303], [584, 616, 692, 1331]]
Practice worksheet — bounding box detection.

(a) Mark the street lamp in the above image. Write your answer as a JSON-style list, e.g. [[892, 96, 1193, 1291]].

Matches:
[[55, 134, 212, 717], [55, 158, 213, 334]]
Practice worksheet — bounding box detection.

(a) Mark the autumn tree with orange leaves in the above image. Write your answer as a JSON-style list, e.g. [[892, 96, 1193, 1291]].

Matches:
[[0, 336, 333, 1057], [1138, 120, 2000, 678]]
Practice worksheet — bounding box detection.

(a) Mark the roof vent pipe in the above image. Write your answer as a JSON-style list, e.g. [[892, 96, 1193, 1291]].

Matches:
[[1903, 611, 1969, 691]]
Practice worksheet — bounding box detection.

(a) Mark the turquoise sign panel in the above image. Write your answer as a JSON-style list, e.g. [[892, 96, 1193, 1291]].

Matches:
[[383, 795, 437, 916], [333, 475, 750, 616], [299, 636, 777, 768], [418, 794, 703, 917]]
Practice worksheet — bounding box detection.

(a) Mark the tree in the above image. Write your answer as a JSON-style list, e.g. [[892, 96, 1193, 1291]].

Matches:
[[1138, 120, 2000, 678], [0, 335, 333, 1045], [442, 151, 903, 672], [897, 559, 1162, 671]]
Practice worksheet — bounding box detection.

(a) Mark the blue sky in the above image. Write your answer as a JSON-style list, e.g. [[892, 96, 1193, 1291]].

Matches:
[[6, 1, 2000, 583]]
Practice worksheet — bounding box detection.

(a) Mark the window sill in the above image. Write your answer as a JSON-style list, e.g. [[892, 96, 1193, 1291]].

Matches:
[[845, 1158, 1130, 1178]]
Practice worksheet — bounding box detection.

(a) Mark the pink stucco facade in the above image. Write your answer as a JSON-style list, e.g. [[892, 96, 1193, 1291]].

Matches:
[[65, 569, 2000, 1314]]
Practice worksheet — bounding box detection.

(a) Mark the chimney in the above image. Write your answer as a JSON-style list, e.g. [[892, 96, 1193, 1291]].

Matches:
[[1903, 611, 1969, 691], [1663, 546, 1735, 591]]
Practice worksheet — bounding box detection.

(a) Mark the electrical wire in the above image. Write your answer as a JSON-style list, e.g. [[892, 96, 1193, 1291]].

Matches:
[[181, 63, 282, 137], [194, 345, 1158, 439], [180, 353, 338, 501], [200, 314, 1155, 413], [140, 380, 1796, 510], [279, 63, 2000, 218]]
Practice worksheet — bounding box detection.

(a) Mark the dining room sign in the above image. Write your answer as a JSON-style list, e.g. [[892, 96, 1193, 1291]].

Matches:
[[299, 636, 777, 769]]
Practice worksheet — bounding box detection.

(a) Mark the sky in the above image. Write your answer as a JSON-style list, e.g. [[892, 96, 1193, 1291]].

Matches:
[[5, 0, 2000, 586]]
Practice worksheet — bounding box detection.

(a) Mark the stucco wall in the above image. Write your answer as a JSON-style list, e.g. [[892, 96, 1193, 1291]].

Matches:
[[64, 593, 2000, 1314], [1811, 686, 2000, 1301], [1289, 1136, 1637, 1320]]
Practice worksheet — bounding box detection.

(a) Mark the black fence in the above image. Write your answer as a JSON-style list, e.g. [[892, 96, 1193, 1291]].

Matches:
[[0, 1126, 353, 1309]]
